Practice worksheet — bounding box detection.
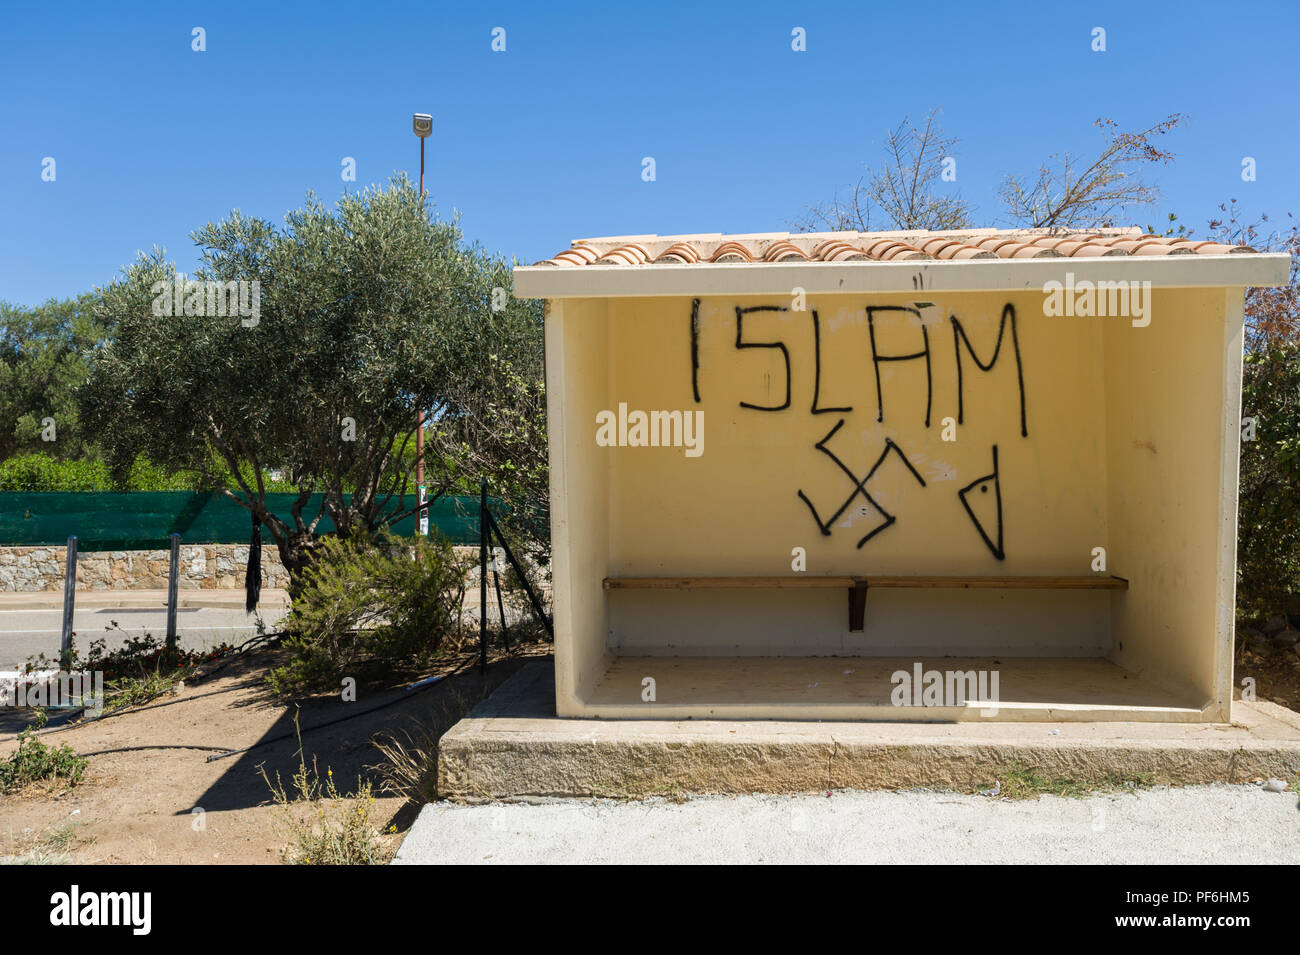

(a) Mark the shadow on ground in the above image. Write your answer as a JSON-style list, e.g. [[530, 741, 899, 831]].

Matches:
[[177, 650, 536, 815]]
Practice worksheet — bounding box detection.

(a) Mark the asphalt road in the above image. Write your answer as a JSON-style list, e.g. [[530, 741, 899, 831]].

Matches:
[[0, 605, 288, 667], [394, 785, 1300, 865]]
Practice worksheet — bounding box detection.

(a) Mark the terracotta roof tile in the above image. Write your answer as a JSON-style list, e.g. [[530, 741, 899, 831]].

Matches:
[[863, 238, 927, 261], [710, 241, 756, 263], [534, 228, 1259, 267], [547, 246, 600, 267], [594, 243, 651, 265], [653, 242, 701, 264], [971, 236, 1053, 258], [761, 240, 809, 263], [811, 240, 870, 262]]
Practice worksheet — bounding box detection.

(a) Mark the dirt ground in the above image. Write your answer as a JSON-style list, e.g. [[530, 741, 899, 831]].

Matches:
[[1237, 642, 1300, 712], [0, 644, 543, 864], [4, 636, 1297, 865]]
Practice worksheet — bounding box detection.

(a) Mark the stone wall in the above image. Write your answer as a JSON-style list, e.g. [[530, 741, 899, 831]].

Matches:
[[0, 544, 546, 595], [0, 544, 290, 592]]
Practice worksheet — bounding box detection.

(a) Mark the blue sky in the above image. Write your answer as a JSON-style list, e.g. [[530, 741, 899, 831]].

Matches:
[[2, 0, 1296, 305]]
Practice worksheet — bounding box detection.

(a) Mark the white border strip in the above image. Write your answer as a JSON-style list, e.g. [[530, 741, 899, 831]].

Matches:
[[514, 253, 1291, 299]]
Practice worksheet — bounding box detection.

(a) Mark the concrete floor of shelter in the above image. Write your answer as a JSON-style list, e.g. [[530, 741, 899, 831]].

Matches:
[[587, 654, 1203, 720]]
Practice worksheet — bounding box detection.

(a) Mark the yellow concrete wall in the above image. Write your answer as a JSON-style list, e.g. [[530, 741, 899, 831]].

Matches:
[[1102, 288, 1243, 718], [603, 292, 1112, 655], [545, 299, 613, 714], [606, 292, 1109, 572]]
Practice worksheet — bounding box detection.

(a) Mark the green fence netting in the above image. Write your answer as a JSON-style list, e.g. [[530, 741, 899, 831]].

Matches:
[[0, 491, 491, 551]]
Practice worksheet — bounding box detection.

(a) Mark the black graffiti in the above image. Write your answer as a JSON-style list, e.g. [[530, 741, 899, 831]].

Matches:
[[685, 300, 1024, 560], [952, 303, 1027, 438], [690, 297, 702, 403], [810, 309, 852, 415], [797, 419, 928, 548], [867, 306, 932, 427], [735, 305, 791, 411], [957, 445, 1005, 560]]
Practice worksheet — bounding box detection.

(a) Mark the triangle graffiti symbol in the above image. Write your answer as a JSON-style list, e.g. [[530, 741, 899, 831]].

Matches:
[[957, 445, 1005, 560]]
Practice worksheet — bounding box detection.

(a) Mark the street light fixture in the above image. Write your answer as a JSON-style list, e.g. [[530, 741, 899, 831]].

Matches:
[[413, 112, 432, 538]]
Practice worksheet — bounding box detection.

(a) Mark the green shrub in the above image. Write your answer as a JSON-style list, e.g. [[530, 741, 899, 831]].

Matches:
[[0, 454, 110, 491], [0, 451, 301, 493], [25, 628, 235, 711], [0, 729, 88, 793], [0, 452, 194, 491], [268, 531, 468, 696], [1238, 341, 1300, 610]]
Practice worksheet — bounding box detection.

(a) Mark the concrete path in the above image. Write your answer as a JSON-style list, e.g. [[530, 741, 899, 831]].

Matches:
[[394, 784, 1300, 864]]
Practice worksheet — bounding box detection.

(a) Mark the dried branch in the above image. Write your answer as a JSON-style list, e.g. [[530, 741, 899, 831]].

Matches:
[[1000, 114, 1185, 230]]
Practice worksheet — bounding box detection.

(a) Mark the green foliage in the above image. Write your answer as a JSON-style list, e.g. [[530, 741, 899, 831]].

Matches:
[[81, 177, 544, 579], [0, 452, 197, 491], [0, 454, 109, 491], [0, 294, 106, 463], [25, 628, 235, 711], [0, 728, 88, 793], [1238, 342, 1300, 609], [439, 354, 550, 563], [267, 531, 469, 696]]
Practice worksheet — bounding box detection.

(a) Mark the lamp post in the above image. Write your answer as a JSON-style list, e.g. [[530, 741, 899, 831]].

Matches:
[[412, 113, 433, 538]]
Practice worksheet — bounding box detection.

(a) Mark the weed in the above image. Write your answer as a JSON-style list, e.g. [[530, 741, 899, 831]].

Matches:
[[0, 729, 88, 794], [260, 717, 388, 865], [979, 762, 1156, 800], [1, 822, 89, 864], [24, 626, 234, 712], [371, 683, 493, 804], [372, 720, 441, 804]]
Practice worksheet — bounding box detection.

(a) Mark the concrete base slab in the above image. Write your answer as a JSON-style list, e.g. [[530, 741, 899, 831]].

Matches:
[[437, 659, 1300, 800]]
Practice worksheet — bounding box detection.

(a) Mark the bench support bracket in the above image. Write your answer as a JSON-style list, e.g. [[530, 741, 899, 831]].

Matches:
[[848, 578, 869, 632]]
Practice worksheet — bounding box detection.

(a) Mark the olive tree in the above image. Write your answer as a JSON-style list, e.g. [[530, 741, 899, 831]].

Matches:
[[0, 293, 105, 464], [81, 176, 542, 579]]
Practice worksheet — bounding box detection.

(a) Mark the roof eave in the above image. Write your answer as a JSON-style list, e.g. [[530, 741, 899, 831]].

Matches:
[[513, 253, 1291, 300]]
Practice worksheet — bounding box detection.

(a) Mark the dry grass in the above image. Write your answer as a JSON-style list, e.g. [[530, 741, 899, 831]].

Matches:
[[260, 716, 394, 865], [370, 682, 493, 804], [2, 822, 91, 864]]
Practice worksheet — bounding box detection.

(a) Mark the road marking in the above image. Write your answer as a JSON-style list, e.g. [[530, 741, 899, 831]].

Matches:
[[0, 629, 259, 635]]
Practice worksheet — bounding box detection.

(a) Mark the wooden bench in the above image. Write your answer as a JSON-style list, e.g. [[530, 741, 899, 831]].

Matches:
[[602, 575, 1129, 632]]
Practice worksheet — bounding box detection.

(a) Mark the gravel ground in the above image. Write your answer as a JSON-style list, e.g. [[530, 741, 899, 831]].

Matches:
[[394, 784, 1300, 865]]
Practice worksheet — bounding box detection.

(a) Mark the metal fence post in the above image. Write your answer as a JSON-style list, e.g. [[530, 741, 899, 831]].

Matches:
[[166, 533, 181, 652], [60, 536, 77, 667], [492, 549, 509, 652], [479, 479, 488, 673], [485, 507, 553, 638]]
